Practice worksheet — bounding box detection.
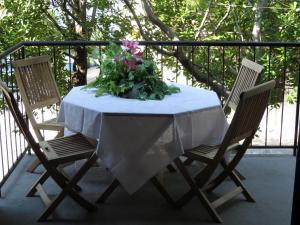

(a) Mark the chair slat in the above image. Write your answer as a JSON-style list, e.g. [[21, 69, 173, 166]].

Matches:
[[224, 58, 263, 111]]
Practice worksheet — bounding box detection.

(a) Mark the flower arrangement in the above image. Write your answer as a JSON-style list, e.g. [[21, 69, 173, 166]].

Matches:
[[85, 40, 180, 100]]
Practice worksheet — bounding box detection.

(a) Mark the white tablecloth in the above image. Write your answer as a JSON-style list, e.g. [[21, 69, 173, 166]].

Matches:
[[57, 84, 228, 194]]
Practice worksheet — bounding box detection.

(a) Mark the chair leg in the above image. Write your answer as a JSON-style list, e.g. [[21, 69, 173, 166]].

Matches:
[[38, 188, 68, 221], [230, 170, 255, 202], [55, 127, 64, 138], [174, 158, 223, 223], [166, 164, 177, 173], [26, 157, 41, 173], [38, 154, 98, 221], [183, 158, 194, 166], [38, 188, 97, 221], [27, 127, 63, 174], [203, 170, 228, 193], [96, 179, 120, 203], [57, 165, 82, 192], [26, 171, 49, 197], [68, 188, 98, 211], [233, 168, 246, 180], [150, 176, 175, 206], [176, 189, 195, 208], [204, 158, 244, 193], [60, 154, 98, 210], [204, 159, 254, 203]]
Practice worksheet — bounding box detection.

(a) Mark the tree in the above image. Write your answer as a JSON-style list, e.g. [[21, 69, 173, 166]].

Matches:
[[45, 0, 102, 86], [1, 0, 300, 97], [121, 0, 300, 98], [0, 0, 60, 50], [1, 0, 132, 87]]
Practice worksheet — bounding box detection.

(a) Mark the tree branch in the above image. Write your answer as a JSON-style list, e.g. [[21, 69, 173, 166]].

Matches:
[[213, 3, 231, 33], [123, 0, 175, 57], [123, 0, 147, 38], [86, 0, 99, 39], [232, 6, 244, 41], [45, 10, 67, 38], [62, 0, 82, 25], [195, 0, 212, 40], [90, 0, 98, 26], [141, 0, 179, 40], [125, 0, 229, 97]]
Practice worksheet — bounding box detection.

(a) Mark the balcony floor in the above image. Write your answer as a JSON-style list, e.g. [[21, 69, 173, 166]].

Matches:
[[0, 154, 295, 225]]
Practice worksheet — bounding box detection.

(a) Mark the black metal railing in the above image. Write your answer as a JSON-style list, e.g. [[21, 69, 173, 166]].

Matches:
[[1, 40, 300, 195]]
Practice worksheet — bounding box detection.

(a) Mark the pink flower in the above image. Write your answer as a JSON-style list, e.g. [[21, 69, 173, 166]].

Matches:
[[114, 55, 119, 62], [122, 40, 139, 52], [127, 59, 137, 70], [133, 51, 144, 62]]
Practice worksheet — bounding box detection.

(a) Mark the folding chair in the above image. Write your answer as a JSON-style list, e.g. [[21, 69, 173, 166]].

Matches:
[[224, 58, 264, 179], [184, 58, 264, 180], [223, 58, 264, 113], [13, 55, 64, 172], [0, 80, 98, 221], [174, 80, 275, 223]]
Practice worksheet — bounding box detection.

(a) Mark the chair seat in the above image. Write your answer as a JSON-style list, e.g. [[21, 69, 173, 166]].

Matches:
[[185, 143, 240, 163], [39, 133, 96, 164], [36, 117, 64, 130]]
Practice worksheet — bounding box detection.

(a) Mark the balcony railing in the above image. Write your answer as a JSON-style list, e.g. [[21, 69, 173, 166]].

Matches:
[[1, 40, 300, 196]]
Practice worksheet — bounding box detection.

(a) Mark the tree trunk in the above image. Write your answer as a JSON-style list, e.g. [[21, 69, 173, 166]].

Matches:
[[71, 0, 88, 87], [252, 0, 267, 42], [71, 46, 87, 86]]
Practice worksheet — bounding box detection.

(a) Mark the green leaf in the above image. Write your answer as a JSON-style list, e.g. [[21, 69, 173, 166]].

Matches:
[[84, 42, 181, 100]]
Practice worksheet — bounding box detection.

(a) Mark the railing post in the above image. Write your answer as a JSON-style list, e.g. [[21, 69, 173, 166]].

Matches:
[[21, 46, 25, 59], [291, 151, 300, 225], [294, 63, 300, 156]]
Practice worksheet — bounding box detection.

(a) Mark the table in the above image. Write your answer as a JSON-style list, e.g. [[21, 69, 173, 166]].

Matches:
[[57, 83, 228, 194]]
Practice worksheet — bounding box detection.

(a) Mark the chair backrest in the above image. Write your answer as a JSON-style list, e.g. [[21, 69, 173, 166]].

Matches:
[[12, 55, 61, 110], [12, 55, 61, 141], [224, 58, 264, 111], [216, 80, 275, 159], [0, 80, 47, 163]]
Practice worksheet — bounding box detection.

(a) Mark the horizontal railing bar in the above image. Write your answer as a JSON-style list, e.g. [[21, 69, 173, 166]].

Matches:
[[2, 40, 300, 60], [0, 42, 24, 60], [2, 40, 300, 53], [250, 145, 295, 149], [23, 40, 300, 47]]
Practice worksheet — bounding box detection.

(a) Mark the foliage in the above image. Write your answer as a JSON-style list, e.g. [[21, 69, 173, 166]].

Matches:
[[0, 0, 61, 50], [84, 40, 180, 100], [119, 0, 300, 104], [1, 0, 300, 103]]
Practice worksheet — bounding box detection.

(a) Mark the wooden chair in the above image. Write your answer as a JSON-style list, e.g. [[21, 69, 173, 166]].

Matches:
[[12, 55, 64, 172], [174, 80, 275, 223], [0, 79, 98, 221], [184, 58, 264, 180], [224, 58, 264, 179], [223, 58, 264, 113]]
